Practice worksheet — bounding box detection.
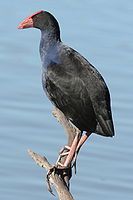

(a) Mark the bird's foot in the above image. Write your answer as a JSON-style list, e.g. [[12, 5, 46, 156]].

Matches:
[[55, 133, 80, 170], [56, 131, 91, 169], [56, 145, 71, 166], [59, 145, 71, 154], [46, 166, 56, 195], [46, 164, 71, 194], [56, 149, 77, 175], [47, 131, 91, 194]]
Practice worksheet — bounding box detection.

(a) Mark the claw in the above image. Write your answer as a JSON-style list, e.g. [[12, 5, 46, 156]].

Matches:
[[59, 145, 71, 154], [46, 166, 56, 195], [56, 145, 70, 166], [57, 161, 65, 167]]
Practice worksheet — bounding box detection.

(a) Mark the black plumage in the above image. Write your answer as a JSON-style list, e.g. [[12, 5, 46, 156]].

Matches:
[[18, 11, 115, 137]]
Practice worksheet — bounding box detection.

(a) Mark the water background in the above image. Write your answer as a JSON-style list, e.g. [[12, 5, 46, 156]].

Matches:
[[0, 0, 133, 199]]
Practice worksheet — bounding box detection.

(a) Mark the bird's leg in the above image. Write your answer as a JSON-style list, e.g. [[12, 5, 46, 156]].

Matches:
[[56, 131, 91, 168], [72, 131, 91, 167], [56, 132, 81, 168], [76, 131, 91, 153], [63, 132, 81, 167]]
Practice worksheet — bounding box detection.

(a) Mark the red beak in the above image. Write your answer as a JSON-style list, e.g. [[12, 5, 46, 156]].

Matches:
[[18, 17, 33, 29], [18, 11, 44, 29]]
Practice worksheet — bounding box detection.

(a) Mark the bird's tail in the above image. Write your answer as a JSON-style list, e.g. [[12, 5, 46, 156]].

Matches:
[[95, 114, 115, 137]]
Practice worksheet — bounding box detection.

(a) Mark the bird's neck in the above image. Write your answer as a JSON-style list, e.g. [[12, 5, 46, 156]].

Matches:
[[39, 30, 61, 68]]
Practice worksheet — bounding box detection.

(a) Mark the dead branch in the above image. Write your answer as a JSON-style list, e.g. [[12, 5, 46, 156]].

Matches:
[[28, 150, 74, 200], [28, 107, 81, 200]]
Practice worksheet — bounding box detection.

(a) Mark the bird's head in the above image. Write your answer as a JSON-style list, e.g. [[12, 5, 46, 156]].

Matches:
[[18, 10, 60, 32]]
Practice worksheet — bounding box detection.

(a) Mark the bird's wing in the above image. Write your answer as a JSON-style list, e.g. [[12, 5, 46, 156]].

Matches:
[[70, 48, 115, 136], [43, 57, 99, 134], [43, 60, 93, 116], [43, 46, 114, 136]]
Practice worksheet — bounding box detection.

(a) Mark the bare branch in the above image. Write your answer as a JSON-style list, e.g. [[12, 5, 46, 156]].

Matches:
[[28, 107, 81, 200], [28, 149, 74, 200]]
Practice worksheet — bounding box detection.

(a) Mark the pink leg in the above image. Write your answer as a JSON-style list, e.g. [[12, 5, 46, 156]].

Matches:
[[63, 134, 79, 167], [71, 131, 91, 167], [63, 131, 91, 167], [76, 131, 91, 152]]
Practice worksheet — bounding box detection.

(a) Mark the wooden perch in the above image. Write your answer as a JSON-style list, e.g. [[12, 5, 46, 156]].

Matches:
[[28, 149, 74, 200], [28, 107, 81, 200]]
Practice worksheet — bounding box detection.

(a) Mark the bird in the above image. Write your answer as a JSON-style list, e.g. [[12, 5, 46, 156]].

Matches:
[[18, 10, 114, 168]]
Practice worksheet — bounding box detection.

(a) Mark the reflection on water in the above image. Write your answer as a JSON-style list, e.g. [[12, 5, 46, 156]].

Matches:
[[0, 0, 133, 200]]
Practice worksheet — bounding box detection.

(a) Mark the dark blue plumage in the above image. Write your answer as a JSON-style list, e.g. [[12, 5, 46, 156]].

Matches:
[[18, 11, 115, 137]]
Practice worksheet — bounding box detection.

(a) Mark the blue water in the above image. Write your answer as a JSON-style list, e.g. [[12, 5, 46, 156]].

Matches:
[[0, 0, 133, 199]]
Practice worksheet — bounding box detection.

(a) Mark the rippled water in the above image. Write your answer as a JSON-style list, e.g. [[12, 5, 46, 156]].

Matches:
[[0, 0, 133, 200]]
